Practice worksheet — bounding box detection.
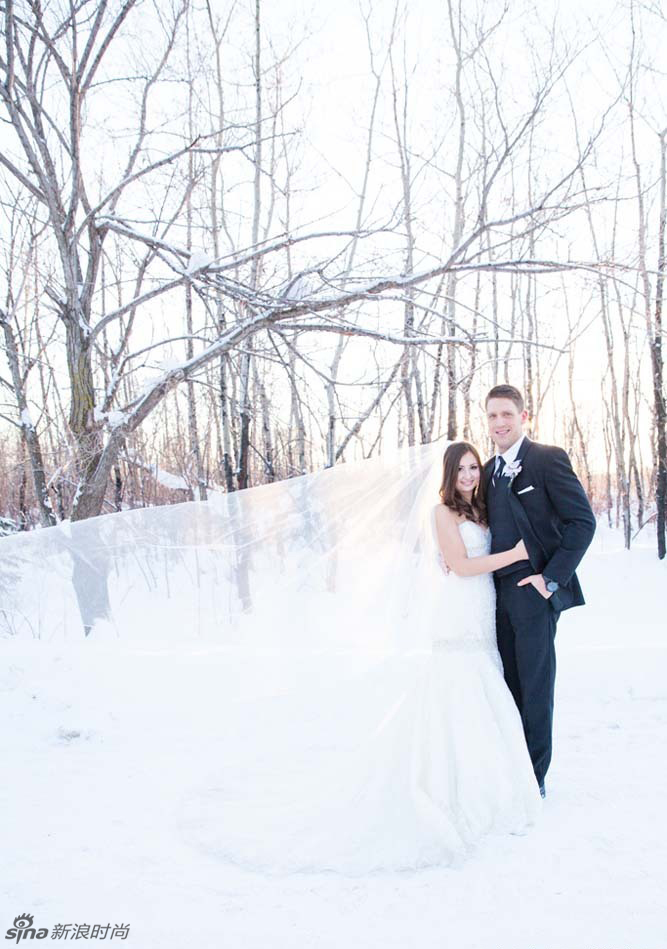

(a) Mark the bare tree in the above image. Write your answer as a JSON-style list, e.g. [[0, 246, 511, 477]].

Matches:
[[627, 4, 667, 556]]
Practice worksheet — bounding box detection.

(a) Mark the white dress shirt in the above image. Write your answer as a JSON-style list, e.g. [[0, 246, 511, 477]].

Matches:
[[494, 434, 525, 475]]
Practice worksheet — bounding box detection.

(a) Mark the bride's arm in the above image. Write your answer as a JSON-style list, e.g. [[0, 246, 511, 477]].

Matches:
[[434, 505, 527, 578]]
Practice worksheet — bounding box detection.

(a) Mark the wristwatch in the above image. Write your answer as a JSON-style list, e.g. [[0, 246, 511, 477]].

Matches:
[[543, 576, 560, 593]]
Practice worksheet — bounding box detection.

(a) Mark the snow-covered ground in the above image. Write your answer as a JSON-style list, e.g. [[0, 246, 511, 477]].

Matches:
[[1, 523, 665, 948]]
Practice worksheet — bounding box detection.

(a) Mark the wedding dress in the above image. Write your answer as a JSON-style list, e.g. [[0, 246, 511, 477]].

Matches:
[[177, 516, 542, 875]]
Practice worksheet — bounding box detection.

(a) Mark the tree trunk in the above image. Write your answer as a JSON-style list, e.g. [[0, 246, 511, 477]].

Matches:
[[0, 311, 56, 527], [653, 129, 667, 557]]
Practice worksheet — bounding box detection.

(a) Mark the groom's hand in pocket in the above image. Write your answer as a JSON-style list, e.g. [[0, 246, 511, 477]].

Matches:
[[516, 574, 552, 599]]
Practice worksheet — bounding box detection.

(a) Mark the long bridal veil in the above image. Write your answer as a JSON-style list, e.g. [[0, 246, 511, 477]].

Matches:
[[0, 437, 449, 654], [3, 436, 538, 874]]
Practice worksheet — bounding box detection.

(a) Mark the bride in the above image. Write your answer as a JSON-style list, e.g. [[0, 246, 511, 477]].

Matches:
[[177, 439, 542, 875]]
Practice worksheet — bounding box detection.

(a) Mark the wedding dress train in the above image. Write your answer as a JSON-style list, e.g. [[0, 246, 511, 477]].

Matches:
[[178, 518, 542, 875]]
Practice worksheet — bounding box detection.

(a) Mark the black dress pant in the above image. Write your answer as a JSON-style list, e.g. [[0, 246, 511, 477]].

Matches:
[[495, 567, 559, 788]]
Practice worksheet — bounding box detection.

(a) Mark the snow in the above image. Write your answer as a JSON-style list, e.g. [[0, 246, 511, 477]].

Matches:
[[69, 481, 83, 513], [0, 525, 665, 947], [280, 271, 320, 300], [106, 410, 127, 429], [19, 408, 34, 428], [185, 250, 212, 274], [152, 468, 189, 491], [92, 407, 126, 428], [144, 462, 189, 491], [98, 216, 189, 263]]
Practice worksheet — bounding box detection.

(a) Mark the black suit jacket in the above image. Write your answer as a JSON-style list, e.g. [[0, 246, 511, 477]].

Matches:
[[483, 437, 596, 611]]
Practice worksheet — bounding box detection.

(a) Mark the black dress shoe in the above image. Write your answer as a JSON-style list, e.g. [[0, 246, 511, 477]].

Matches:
[[539, 783, 546, 799]]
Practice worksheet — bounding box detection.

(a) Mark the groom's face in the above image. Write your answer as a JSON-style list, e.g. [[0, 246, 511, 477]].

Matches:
[[486, 397, 528, 453]]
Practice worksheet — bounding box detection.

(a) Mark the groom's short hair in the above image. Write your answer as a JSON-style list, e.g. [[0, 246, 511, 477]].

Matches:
[[485, 384, 524, 411]]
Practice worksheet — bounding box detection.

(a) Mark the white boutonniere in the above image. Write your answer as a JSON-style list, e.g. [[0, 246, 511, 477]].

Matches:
[[503, 460, 522, 482]]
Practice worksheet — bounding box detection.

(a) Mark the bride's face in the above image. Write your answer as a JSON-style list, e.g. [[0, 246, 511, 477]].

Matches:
[[456, 451, 480, 498]]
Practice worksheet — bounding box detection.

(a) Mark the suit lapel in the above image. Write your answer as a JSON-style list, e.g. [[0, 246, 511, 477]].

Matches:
[[516, 434, 533, 462], [507, 436, 534, 495]]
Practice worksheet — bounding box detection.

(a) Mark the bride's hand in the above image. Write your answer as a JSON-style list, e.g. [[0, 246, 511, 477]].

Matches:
[[513, 538, 528, 562], [437, 552, 451, 575]]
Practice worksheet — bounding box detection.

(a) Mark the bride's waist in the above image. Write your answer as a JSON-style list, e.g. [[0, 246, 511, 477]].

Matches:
[[442, 571, 493, 586]]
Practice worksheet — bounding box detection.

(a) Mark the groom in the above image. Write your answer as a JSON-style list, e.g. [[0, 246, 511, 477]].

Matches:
[[483, 384, 596, 798]]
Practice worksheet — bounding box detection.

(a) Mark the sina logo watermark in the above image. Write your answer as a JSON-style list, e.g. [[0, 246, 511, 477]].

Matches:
[[5, 914, 48, 942]]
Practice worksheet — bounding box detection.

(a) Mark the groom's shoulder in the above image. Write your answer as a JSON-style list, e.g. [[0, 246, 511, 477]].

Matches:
[[525, 438, 571, 463]]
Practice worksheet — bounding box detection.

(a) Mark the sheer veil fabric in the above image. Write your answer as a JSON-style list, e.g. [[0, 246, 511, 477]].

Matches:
[[0, 436, 541, 874], [0, 437, 450, 652]]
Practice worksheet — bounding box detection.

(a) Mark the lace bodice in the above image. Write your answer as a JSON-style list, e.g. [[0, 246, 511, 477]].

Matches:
[[431, 519, 498, 662], [457, 519, 491, 556]]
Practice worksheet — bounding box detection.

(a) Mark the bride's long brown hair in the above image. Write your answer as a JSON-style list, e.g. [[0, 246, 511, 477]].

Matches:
[[438, 441, 488, 525]]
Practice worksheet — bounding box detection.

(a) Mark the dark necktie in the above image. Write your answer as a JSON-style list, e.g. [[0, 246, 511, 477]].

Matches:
[[493, 456, 505, 487]]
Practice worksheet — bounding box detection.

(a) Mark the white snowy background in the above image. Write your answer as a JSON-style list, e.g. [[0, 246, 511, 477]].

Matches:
[[1, 521, 665, 948]]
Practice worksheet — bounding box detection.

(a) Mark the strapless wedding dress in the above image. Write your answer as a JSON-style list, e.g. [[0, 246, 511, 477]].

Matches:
[[179, 519, 542, 875]]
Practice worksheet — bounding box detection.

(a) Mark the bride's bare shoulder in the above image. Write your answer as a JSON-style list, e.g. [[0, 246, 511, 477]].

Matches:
[[433, 503, 464, 525]]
